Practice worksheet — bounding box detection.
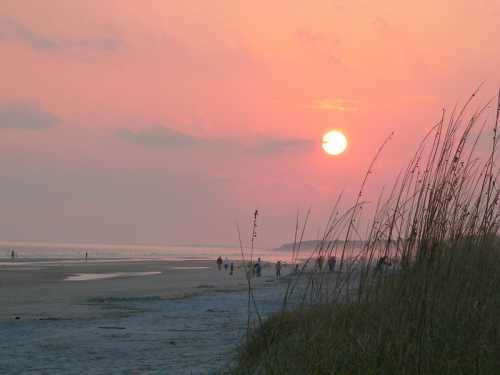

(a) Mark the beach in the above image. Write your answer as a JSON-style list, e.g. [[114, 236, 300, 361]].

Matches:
[[0, 258, 274, 320], [0, 256, 293, 374]]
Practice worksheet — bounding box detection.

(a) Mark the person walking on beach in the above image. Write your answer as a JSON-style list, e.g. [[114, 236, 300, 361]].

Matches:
[[230, 262, 234, 275], [317, 255, 324, 271], [224, 262, 229, 272], [275, 260, 282, 279], [328, 255, 336, 272], [11, 250, 15, 259], [216, 256, 223, 271], [375, 256, 391, 273], [254, 258, 262, 277], [85, 252, 88, 262]]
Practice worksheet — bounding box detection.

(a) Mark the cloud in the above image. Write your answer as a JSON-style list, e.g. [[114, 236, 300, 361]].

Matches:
[[0, 102, 59, 130], [117, 126, 198, 148], [248, 138, 314, 155], [117, 125, 313, 155], [141, 31, 257, 78], [311, 98, 358, 112], [0, 17, 122, 53], [0, 17, 59, 52]]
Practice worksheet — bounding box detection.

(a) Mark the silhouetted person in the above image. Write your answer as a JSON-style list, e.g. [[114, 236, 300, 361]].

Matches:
[[230, 262, 234, 275], [85, 252, 88, 262], [376, 256, 384, 272], [216, 256, 223, 271], [375, 256, 391, 273], [11, 250, 15, 259], [254, 258, 262, 277], [224, 262, 229, 272], [275, 261, 282, 279], [317, 255, 324, 271], [328, 256, 336, 272]]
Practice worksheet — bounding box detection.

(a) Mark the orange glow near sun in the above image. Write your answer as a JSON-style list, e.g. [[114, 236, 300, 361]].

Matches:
[[322, 130, 348, 156]]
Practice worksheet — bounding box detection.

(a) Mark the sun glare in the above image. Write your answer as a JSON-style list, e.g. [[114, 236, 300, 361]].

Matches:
[[322, 130, 348, 156]]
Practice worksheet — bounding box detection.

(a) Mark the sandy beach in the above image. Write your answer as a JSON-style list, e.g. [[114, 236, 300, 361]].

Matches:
[[0, 258, 293, 374], [0, 258, 287, 320]]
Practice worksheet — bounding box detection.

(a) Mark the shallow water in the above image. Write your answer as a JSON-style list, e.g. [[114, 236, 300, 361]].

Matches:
[[65, 271, 163, 282]]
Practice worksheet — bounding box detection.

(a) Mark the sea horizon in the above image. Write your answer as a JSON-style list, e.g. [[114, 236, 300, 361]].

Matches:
[[0, 239, 295, 262]]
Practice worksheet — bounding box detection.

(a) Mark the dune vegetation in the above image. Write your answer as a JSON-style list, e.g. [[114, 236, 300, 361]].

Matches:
[[232, 90, 500, 375]]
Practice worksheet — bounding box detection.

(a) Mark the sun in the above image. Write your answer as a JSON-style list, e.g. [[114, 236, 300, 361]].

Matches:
[[322, 130, 348, 156]]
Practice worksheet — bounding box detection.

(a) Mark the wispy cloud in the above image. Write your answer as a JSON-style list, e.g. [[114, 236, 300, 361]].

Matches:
[[0, 17, 123, 53], [117, 126, 198, 148], [311, 98, 358, 112], [142, 31, 257, 78], [0, 102, 59, 130], [117, 125, 313, 156], [248, 138, 314, 155]]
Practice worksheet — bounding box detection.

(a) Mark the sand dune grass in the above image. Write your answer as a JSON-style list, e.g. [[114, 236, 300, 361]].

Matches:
[[232, 90, 500, 374]]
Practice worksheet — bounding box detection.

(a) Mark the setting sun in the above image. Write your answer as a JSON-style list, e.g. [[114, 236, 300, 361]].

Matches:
[[322, 130, 348, 156]]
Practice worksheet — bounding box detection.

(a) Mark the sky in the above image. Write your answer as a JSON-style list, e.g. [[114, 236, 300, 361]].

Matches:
[[0, 0, 499, 247]]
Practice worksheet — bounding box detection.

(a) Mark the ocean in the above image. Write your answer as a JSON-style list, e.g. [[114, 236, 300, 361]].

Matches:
[[0, 241, 292, 263]]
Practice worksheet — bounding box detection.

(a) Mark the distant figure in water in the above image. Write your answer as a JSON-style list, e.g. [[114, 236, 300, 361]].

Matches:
[[328, 255, 336, 272], [224, 262, 229, 272], [216, 256, 223, 271], [275, 261, 282, 279], [85, 252, 88, 262], [11, 250, 15, 259], [230, 262, 234, 275]]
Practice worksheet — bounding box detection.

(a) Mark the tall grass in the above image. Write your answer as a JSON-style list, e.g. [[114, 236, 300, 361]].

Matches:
[[233, 90, 500, 374]]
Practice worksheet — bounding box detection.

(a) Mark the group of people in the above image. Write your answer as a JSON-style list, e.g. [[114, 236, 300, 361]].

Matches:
[[315, 255, 337, 272], [216, 253, 392, 278], [317, 254, 392, 273], [216, 256, 234, 275], [216, 256, 285, 280]]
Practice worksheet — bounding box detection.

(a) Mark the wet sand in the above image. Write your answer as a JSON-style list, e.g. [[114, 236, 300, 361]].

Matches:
[[0, 259, 282, 320], [0, 282, 290, 374], [0, 258, 295, 374]]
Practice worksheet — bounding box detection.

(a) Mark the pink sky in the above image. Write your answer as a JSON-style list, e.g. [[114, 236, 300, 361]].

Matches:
[[1, 1, 499, 247]]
